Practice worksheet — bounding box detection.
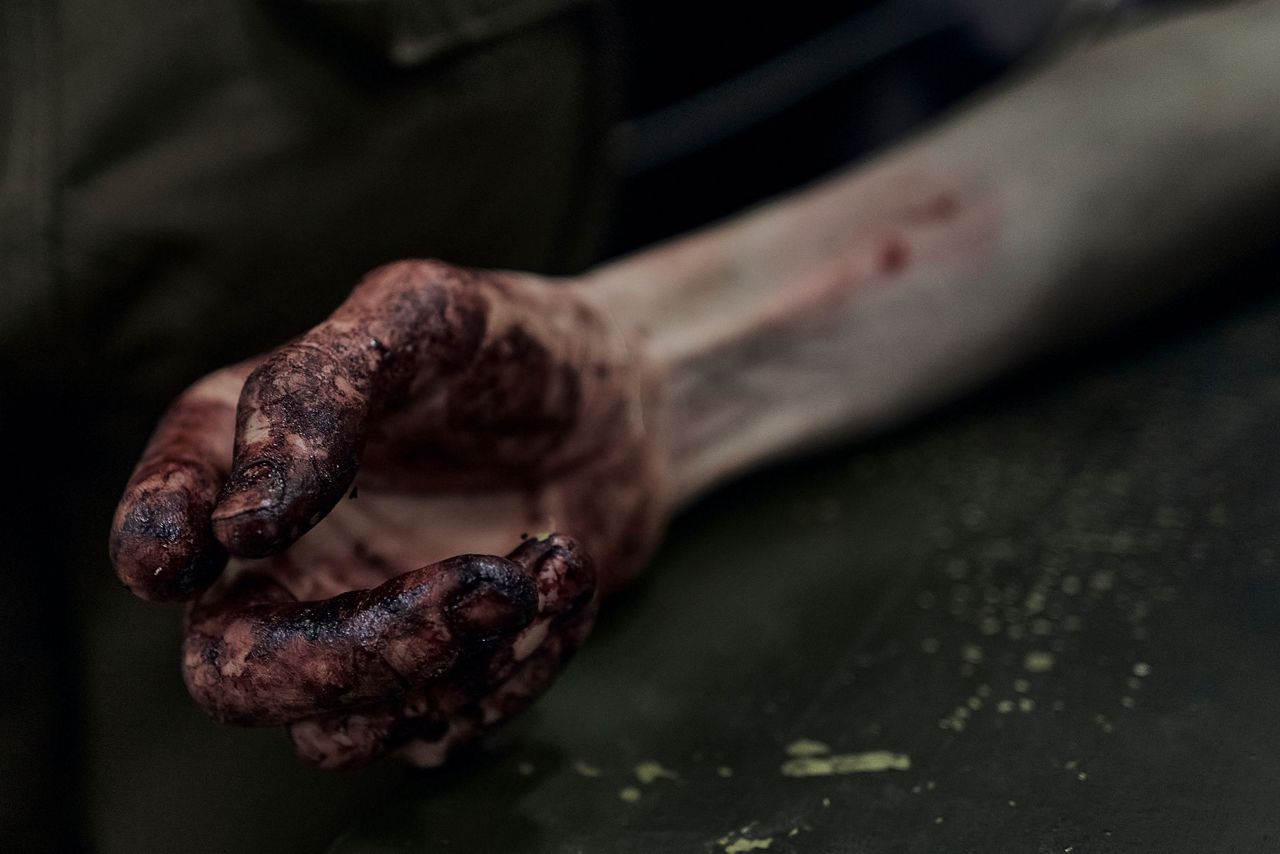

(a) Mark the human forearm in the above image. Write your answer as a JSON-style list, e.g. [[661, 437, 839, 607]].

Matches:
[[584, 0, 1280, 506]]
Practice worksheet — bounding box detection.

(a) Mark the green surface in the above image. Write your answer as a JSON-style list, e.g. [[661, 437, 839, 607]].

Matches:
[[68, 275, 1280, 853], [327, 286, 1280, 853]]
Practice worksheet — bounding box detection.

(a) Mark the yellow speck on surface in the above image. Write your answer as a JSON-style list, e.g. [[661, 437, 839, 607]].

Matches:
[[634, 761, 679, 784], [785, 739, 831, 758], [1018, 698, 1035, 713], [996, 700, 1015, 714], [1077, 772, 1088, 781], [516, 762, 535, 777], [1121, 696, 1136, 708], [1024, 651, 1055, 673], [1133, 662, 1152, 677], [822, 797, 831, 807], [961, 644, 984, 664], [723, 838, 773, 853], [619, 786, 642, 803], [1013, 678, 1031, 693], [573, 761, 601, 778], [781, 751, 911, 777], [717, 766, 734, 778]]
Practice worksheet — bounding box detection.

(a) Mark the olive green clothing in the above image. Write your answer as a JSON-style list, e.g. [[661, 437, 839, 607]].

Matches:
[[4, 0, 614, 403], [1, 2, 614, 850]]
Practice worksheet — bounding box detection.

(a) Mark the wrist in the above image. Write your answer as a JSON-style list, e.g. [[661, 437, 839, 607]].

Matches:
[[577, 0, 1280, 512], [580, 154, 1001, 507]]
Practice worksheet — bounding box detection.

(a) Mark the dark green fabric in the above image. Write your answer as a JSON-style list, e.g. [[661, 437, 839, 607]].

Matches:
[[1, 2, 614, 850], [5, 0, 613, 404]]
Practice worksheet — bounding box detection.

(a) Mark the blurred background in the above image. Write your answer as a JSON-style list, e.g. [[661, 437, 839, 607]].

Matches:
[[2, 0, 1226, 851]]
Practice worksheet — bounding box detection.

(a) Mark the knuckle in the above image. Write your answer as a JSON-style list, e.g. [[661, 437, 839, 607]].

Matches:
[[358, 258, 464, 299]]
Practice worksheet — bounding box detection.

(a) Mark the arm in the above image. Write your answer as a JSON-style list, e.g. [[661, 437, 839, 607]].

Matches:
[[585, 0, 1280, 512], [111, 0, 1280, 768]]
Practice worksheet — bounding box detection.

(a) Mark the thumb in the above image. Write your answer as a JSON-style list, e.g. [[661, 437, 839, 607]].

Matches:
[[211, 334, 378, 557], [210, 260, 490, 557]]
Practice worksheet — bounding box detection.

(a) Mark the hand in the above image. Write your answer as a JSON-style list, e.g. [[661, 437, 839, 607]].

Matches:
[[110, 260, 669, 769]]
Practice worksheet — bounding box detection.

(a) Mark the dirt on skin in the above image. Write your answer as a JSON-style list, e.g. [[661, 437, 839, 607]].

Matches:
[[110, 259, 670, 768]]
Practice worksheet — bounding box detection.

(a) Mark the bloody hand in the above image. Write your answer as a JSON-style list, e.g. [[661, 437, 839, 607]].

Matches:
[[109, 260, 668, 769], [107, 1, 1276, 773]]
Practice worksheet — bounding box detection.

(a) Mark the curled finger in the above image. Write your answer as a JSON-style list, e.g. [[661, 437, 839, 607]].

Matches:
[[182, 553, 537, 725], [287, 534, 597, 769], [110, 369, 246, 601]]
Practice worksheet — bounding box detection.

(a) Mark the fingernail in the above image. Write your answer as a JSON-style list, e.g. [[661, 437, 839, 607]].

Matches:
[[212, 461, 283, 521], [447, 580, 536, 641], [509, 533, 582, 573]]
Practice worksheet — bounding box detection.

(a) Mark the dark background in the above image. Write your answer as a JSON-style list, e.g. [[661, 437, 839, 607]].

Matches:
[[604, 0, 1062, 253]]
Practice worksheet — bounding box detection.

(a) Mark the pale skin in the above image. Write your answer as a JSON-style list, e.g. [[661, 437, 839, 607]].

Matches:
[[109, 2, 1280, 769]]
